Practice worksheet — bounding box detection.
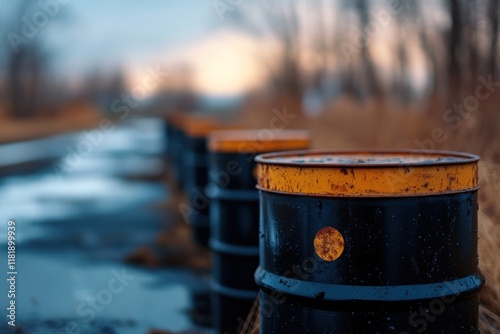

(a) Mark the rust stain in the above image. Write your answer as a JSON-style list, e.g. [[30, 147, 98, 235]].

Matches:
[[314, 227, 345, 261]]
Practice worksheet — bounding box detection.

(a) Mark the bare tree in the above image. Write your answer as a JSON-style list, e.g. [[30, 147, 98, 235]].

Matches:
[[487, 0, 500, 77], [3, 2, 48, 118], [353, 0, 384, 100], [233, 0, 499, 111], [446, 0, 464, 101], [265, 0, 303, 104], [231, 0, 317, 109]]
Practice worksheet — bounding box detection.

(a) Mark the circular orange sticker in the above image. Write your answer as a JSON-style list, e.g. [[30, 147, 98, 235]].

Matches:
[[314, 227, 345, 261]]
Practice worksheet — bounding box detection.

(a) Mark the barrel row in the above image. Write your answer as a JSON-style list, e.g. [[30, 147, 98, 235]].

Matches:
[[164, 113, 484, 334], [165, 112, 239, 245], [164, 112, 311, 334], [208, 130, 311, 334]]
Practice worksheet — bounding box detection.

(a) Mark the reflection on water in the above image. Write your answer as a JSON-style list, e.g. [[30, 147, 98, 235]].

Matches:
[[0, 134, 76, 168], [0, 118, 207, 333], [13, 258, 193, 333]]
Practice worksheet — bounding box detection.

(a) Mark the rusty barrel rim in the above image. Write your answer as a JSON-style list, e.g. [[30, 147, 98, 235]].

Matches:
[[208, 129, 311, 153], [181, 115, 241, 138], [256, 149, 480, 197]]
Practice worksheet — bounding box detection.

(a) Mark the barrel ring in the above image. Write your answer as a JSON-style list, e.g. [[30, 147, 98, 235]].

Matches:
[[255, 268, 484, 302]]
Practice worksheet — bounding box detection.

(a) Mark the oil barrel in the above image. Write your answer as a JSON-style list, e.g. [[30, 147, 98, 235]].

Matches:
[[208, 130, 310, 334], [163, 115, 173, 159], [164, 113, 189, 190], [164, 113, 179, 161], [255, 150, 483, 334], [182, 116, 239, 247]]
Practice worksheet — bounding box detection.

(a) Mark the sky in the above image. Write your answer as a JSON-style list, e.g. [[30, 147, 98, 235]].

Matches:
[[0, 0, 435, 99], [1, 0, 265, 97]]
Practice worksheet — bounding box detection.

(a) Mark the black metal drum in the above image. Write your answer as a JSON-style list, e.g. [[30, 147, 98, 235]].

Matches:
[[255, 150, 483, 334], [208, 130, 310, 334]]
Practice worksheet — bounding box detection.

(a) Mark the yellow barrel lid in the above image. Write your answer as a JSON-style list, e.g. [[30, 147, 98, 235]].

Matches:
[[256, 150, 479, 197], [209, 130, 311, 153]]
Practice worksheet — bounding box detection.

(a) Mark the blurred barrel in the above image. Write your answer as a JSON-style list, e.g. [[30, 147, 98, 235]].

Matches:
[[255, 150, 484, 333], [164, 113, 189, 190], [164, 113, 175, 161], [208, 130, 310, 334], [182, 115, 239, 247]]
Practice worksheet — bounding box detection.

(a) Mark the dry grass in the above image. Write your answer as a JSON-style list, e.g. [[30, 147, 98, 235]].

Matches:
[[0, 101, 102, 144], [478, 164, 500, 333]]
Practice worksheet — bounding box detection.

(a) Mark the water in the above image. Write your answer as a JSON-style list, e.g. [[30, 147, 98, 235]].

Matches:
[[0, 117, 208, 333]]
